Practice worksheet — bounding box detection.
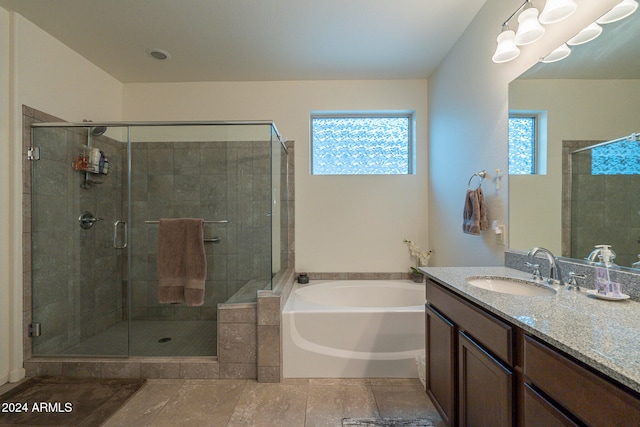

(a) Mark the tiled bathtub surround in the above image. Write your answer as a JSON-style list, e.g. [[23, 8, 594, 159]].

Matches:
[[303, 272, 413, 280]]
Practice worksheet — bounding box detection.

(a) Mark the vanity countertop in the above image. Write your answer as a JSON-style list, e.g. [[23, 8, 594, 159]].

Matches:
[[420, 266, 640, 394]]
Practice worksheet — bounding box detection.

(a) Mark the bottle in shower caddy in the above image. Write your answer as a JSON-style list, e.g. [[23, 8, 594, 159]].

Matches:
[[74, 145, 90, 171], [592, 245, 621, 297]]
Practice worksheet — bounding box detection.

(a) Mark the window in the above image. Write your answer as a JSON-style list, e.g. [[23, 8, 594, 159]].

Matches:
[[592, 140, 640, 175], [508, 112, 546, 175], [311, 113, 414, 175]]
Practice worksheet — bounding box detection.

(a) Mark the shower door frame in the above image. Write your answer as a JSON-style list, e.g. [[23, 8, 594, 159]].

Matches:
[[29, 120, 287, 358]]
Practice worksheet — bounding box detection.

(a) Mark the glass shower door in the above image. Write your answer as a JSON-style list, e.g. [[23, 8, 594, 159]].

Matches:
[[30, 125, 128, 356]]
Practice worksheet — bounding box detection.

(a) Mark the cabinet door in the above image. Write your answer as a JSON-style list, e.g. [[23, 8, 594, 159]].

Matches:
[[425, 304, 456, 426], [459, 331, 512, 427], [523, 383, 579, 427]]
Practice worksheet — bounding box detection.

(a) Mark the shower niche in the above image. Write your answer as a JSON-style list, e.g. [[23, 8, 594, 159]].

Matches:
[[29, 121, 289, 358]]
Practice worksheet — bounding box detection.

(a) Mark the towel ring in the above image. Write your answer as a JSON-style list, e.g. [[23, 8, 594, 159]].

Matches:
[[467, 170, 487, 190]]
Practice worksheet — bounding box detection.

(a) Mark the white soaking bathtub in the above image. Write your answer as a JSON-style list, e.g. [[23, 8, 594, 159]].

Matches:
[[283, 280, 425, 378]]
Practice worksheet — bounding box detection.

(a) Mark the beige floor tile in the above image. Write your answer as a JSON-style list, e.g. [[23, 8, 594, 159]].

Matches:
[[306, 384, 379, 427], [150, 380, 247, 427], [371, 384, 444, 426], [227, 382, 308, 427], [103, 380, 185, 427], [369, 378, 422, 386], [308, 378, 371, 386]]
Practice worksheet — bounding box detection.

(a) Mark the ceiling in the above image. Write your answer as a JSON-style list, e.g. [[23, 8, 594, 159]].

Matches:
[[0, 0, 487, 83]]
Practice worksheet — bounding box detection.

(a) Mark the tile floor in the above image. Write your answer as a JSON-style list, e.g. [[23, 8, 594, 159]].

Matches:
[[105, 378, 445, 427], [0, 377, 444, 426]]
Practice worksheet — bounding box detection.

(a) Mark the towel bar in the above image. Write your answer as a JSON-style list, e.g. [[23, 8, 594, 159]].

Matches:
[[145, 220, 223, 244], [467, 170, 487, 189], [144, 219, 229, 224]]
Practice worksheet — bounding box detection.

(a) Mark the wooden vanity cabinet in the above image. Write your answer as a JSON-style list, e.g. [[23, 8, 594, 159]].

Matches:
[[523, 335, 640, 426], [426, 279, 515, 427], [425, 304, 456, 426], [459, 331, 513, 427], [425, 277, 640, 427], [522, 383, 579, 427]]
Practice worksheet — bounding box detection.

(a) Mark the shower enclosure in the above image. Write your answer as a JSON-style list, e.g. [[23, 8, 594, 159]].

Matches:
[[29, 122, 288, 358], [569, 133, 640, 267]]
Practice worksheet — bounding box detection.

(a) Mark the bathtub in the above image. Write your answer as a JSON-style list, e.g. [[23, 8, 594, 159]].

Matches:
[[283, 280, 425, 378]]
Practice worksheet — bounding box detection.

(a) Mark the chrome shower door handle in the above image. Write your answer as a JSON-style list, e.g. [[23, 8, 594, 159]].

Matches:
[[113, 220, 128, 249]]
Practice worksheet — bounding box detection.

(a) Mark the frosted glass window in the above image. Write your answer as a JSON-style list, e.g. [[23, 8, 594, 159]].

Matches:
[[592, 140, 640, 175], [311, 114, 413, 175], [508, 115, 537, 175]]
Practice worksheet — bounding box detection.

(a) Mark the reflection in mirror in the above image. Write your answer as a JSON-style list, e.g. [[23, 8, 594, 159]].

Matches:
[[508, 10, 640, 268], [569, 135, 640, 267]]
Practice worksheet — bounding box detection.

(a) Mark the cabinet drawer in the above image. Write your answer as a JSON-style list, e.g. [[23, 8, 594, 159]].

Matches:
[[426, 280, 513, 365], [524, 335, 640, 426], [523, 383, 578, 427]]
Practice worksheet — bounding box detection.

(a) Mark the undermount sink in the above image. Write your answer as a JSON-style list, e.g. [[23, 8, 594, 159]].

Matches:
[[466, 276, 557, 296]]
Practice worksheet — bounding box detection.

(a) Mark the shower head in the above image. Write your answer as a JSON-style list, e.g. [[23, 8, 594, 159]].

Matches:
[[91, 126, 107, 136]]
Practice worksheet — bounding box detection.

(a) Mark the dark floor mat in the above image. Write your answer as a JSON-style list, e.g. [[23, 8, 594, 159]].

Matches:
[[0, 376, 146, 427]]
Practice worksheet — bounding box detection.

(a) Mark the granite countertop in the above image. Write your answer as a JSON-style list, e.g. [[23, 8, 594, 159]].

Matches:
[[419, 266, 640, 394]]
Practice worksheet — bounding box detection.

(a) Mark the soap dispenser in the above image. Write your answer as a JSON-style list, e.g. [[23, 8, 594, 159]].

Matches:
[[592, 245, 621, 297]]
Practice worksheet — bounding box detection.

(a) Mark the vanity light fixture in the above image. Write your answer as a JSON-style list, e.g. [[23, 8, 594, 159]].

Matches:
[[492, 28, 521, 63], [539, 0, 577, 25], [567, 22, 603, 46], [514, 5, 546, 45], [541, 43, 571, 63], [597, 0, 638, 24], [492, 0, 547, 63]]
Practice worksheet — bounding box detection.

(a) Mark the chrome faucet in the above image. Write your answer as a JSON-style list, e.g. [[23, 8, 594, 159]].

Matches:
[[527, 247, 565, 286]]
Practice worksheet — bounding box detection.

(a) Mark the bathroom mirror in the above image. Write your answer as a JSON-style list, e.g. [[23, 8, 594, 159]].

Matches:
[[508, 12, 640, 268]]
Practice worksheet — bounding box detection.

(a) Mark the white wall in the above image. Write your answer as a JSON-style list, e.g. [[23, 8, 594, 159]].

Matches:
[[1, 10, 123, 385], [509, 79, 640, 253], [124, 80, 429, 273], [427, 0, 619, 266]]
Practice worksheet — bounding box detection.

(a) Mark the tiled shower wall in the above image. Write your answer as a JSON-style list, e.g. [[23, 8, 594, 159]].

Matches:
[[24, 107, 125, 356], [23, 106, 294, 380], [129, 140, 272, 321], [562, 140, 640, 267]]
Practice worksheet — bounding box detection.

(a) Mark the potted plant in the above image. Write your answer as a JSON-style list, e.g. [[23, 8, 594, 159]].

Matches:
[[403, 239, 433, 283]]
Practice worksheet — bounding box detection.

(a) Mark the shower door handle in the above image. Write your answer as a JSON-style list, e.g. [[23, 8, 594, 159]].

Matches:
[[113, 220, 128, 249]]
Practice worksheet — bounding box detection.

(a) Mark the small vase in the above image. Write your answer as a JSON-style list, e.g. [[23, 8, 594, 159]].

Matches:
[[410, 272, 425, 283]]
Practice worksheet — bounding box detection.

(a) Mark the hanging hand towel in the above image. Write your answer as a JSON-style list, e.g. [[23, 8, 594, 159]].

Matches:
[[462, 189, 481, 235], [157, 218, 207, 306], [476, 187, 489, 232]]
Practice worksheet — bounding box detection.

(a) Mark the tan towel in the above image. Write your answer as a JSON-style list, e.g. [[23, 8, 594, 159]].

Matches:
[[463, 188, 489, 235], [157, 218, 206, 306], [463, 189, 479, 235], [476, 187, 489, 232]]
